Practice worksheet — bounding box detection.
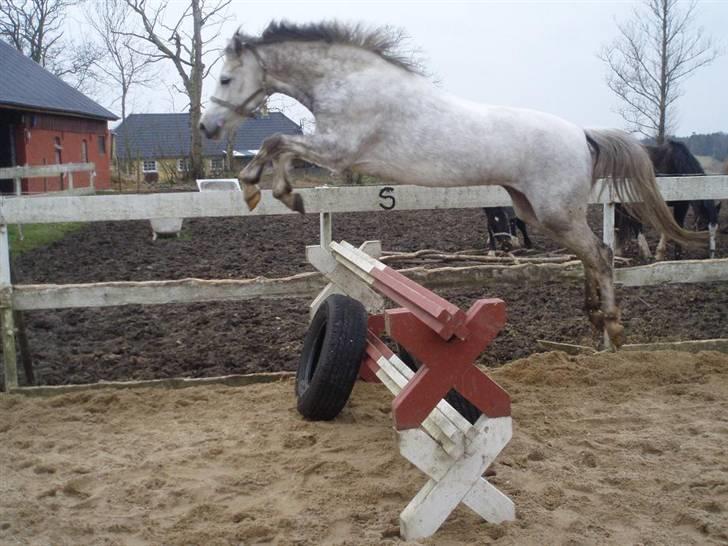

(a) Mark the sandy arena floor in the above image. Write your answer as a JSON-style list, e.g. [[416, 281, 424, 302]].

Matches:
[[1, 350, 726, 545]]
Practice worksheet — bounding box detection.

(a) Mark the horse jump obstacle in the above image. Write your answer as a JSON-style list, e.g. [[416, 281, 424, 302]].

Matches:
[[307, 240, 515, 540]]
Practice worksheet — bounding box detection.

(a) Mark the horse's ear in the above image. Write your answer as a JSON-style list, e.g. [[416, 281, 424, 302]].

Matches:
[[227, 31, 245, 57], [234, 32, 245, 55]]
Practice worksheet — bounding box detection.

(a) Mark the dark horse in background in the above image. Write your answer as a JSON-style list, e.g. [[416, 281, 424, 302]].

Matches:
[[486, 140, 719, 257], [616, 140, 720, 260], [483, 206, 532, 251]]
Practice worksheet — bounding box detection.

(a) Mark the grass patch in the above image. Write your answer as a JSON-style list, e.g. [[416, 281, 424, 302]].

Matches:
[[8, 223, 85, 256]]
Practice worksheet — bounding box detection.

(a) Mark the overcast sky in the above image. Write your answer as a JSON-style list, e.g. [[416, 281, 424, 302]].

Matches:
[[103, 0, 727, 136]]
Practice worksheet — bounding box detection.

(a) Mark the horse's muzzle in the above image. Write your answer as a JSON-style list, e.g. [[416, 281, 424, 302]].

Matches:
[[199, 121, 222, 140]]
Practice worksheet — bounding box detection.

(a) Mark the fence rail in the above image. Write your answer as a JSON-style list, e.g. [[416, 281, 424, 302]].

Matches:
[[2, 175, 727, 224], [1, 176, 728, 391], [0, 162, 96, 197]]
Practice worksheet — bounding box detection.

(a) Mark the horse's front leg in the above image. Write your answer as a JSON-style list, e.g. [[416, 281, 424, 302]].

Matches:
[[271, 153, 305, 213], [241, 133, 353, 211], [237, 136, 284, 210]]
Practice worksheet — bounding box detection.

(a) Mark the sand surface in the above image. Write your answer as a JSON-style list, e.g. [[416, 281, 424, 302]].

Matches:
[[1, 350, 727, 545]]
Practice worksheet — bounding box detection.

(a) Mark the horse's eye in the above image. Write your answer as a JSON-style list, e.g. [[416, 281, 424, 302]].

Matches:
[[220, 77, 232, 85]]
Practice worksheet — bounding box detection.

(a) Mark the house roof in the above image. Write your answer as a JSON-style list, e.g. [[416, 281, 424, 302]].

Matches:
[[114, 112, 303, 160], [0, 39, 117, 121]]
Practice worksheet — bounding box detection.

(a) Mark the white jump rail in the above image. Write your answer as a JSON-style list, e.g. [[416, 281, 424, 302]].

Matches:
[[1, 176, 728, 391]]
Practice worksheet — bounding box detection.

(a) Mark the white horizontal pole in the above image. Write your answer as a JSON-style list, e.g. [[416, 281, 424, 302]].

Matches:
[[614, 258, 728, 287], [11, 257, 728, 311], [3, 176, 726, 225], [0, 184, 510, 223], [12, 275, 326, 310]]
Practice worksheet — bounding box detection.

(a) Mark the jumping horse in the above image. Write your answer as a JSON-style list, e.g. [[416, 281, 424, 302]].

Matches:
[[200, 21, 706, 347], [615, 140, 720, 260]]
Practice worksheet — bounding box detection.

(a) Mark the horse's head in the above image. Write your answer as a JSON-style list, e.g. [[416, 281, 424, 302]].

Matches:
[[485, 207, 520, 251], [199, 32, 268, 140]]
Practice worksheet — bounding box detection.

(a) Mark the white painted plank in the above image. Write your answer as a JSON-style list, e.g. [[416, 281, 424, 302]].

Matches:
[[11, 257, 726, 312], [11, 275, 326, 311], [375, 354, 466, 452], [330, 241, 380, 284], [0, 162, 95, 179], [384, 351, 473, 436], [2, 176, 727, 224], [399, 428, 515, 523], [375, 356, 464, 459], [615, 258, 728, 286], [307, 245, 384, 312], [620, 338, 728, 353], [399, 417, 513, 539], [308, 241, 381, 319], [378, 354, 464, 442], [375, 356, 463, 459]]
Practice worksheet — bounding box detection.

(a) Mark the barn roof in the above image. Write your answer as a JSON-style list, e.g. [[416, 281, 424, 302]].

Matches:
[[0, 39, 117, 121], [114, 112, 303, 160]]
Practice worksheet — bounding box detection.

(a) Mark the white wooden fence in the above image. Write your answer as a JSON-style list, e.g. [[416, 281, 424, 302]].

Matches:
[[1, 175, 727, 391], [0, 162, 97, 196]]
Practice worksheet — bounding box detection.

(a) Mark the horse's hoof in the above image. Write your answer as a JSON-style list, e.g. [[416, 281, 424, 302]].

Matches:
[[605, 321, 625, 349], [292, 193, 305, 214], [243, 186, 261, 211], [246, 192, 261, 210]]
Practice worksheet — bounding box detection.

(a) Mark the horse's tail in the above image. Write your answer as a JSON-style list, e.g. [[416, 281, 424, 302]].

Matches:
[[584, 128, 707, 247]]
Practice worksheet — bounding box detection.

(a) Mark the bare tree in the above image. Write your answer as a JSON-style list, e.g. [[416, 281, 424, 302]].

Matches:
[[599, 0, 719, 143], [87, 0, 155, 121], [0, 0, 102, 90], [120, 0, 231, 178]]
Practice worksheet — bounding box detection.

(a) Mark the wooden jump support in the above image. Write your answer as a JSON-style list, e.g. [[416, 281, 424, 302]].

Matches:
[[308, 240, 515, 540]]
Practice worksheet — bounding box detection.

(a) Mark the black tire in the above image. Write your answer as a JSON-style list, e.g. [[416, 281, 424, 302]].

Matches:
[[296, 294, 368, 420], [397, 345, 482, 425]]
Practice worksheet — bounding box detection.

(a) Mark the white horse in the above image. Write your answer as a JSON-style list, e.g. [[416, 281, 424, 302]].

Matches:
[[200, 21, 705, 347]]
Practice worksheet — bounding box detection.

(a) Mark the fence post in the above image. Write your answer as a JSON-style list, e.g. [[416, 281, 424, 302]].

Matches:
[[0, 224, 18, 391], [13, 175, 23, 240], [602, 197, 616, 351], [320, 212, 333, 251], [68, 171, 74, 192]]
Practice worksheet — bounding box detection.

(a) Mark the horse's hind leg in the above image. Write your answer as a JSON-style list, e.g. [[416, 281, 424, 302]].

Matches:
[[542, 215, 623, 347], [515, 218, 533, 248], [505, 185, 622, 345]]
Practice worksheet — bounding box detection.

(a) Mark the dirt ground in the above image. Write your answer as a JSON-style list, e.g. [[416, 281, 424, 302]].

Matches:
[[5, 204, 728, 388], [1, 350, 726, 545]]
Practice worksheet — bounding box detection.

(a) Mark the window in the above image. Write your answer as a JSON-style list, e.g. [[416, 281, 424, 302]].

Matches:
[[81, 140, 88, 163], [177, 158, 191, 172], [210, 157, 224, 171], [143, 160, 157, 173], [98, 135, 106, 154]]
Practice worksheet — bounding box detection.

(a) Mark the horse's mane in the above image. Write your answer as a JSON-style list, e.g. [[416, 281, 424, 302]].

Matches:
[[237, 21, 422, 74], [665, 140, 705, 175], [646, 140, 704, 176]]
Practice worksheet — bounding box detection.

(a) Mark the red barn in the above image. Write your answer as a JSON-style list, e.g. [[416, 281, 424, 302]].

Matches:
[[0, 40, 118, 194]]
